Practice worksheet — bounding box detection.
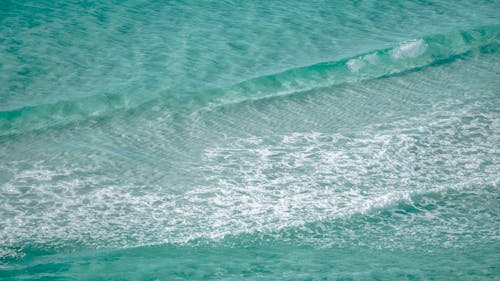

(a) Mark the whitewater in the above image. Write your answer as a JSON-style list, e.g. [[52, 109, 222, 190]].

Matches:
[[0, 0, 499, 280]]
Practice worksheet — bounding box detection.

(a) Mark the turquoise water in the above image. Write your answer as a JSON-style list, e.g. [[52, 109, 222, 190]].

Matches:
[[1, 0, 499, 279]]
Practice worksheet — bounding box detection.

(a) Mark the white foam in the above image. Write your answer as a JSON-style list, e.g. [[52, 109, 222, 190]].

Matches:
[[347, 52, 379, 73], [347, 58, 365, 72], [391, 39, 427, 59], [364, 52, 379, 64]]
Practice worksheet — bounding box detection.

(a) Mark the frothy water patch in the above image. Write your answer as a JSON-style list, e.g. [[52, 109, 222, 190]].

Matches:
[[391, 39, 427, 59], [1, 96, 497, 254], [347, 53, 380, 72], [346, 58, 365, 72]]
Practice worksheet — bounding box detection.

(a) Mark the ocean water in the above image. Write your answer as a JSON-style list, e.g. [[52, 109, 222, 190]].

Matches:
[[0, 0, 499, 280]]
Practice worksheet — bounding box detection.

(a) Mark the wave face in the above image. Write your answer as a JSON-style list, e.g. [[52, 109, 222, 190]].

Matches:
[[1, 0, 499, 279], [1, 25, 499, 136]]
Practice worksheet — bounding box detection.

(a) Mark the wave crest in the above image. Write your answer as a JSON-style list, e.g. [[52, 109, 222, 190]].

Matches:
[[0, 25, 498, 137]]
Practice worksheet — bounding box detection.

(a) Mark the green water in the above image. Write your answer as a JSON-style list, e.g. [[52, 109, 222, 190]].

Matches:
[[0, 0, 499, 280]]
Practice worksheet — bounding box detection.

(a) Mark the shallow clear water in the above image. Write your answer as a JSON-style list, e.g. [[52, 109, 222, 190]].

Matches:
[[0, 0, 499, 280]]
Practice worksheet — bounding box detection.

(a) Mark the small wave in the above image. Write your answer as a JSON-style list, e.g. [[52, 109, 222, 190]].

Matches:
[[0, 25, 498, 137]]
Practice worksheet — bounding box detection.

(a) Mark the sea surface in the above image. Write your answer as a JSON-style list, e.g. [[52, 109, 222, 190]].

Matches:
[[1, 0, 499, 280]]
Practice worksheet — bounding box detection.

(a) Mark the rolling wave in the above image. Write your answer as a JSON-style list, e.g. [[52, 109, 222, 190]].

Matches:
[[0, 25, 498, 137]]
